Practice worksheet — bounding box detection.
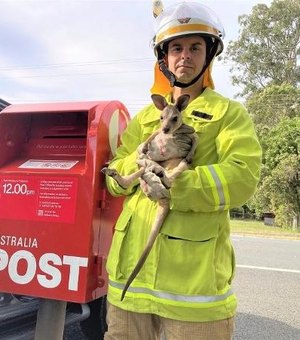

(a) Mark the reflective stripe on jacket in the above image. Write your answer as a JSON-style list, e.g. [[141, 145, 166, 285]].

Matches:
[[105, 88, 262, 322]]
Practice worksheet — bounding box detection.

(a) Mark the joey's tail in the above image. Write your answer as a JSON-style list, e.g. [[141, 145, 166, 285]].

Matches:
[[121, 200, 170, 301]]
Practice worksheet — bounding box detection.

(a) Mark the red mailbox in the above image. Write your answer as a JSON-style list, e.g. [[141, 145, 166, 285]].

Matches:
[[0, 100, 129, 303]]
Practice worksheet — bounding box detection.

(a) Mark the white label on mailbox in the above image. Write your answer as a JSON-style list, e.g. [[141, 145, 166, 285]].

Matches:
[[19, 159, 79, 170]]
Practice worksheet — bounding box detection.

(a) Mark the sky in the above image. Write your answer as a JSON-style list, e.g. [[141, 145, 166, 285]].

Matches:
[[0, 0, 273, 116]]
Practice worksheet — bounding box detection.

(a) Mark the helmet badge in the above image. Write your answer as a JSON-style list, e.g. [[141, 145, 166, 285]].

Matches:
[[178, 17, 191, 24]]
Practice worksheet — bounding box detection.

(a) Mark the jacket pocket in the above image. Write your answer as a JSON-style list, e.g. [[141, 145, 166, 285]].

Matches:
[[154, 223, 218, 296], [106, 207, 132, 280], [188, 116, 220, 139]]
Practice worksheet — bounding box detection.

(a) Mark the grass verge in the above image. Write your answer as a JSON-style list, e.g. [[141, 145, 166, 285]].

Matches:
[[230, 219, 300, 239]]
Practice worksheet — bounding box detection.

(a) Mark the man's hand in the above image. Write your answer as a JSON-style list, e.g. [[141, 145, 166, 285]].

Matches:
[[139, 171, 170, 201], [137, 158, 171, 189]]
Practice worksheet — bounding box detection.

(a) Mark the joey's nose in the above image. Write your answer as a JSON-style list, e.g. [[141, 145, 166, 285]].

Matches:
[[163, 127, 170, 133]]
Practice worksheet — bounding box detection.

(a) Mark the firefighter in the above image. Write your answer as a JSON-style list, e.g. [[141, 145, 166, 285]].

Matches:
[[104, 2, 262, 339]]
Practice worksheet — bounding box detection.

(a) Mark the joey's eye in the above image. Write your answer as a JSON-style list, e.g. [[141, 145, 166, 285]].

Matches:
[[160, 116, 163, 120], [172, 117, 178, 122]]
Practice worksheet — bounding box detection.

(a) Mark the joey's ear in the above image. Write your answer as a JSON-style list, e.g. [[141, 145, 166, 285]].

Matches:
[[175, 94, 190, 112], [151, 94, 168, 111]]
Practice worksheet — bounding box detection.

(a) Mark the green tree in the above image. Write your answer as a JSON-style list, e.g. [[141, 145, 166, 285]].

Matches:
[[252, 118, 300, 229], [246, 83, 300, 139], [224, 0, 300, 229], [224, 0, 300, 98]]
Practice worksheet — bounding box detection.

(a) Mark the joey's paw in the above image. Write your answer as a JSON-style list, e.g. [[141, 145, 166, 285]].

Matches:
[[148, 165, 165, 177], [185, 155, 193, 164], [137, 143, 148, 155], [141, 145, 149, 154], [155, 171, 164, 178], [136, 159, 147, 168]]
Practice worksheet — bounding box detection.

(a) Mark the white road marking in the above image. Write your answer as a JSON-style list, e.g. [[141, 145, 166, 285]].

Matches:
[[237, 264, 300, 274], [232, 234, 300, 241]]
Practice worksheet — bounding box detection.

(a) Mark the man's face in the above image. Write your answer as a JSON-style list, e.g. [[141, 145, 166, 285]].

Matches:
[[166, 35, 207, 84]]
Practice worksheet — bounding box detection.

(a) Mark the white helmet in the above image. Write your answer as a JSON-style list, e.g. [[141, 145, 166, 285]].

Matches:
[[151, 1, 225, 91]]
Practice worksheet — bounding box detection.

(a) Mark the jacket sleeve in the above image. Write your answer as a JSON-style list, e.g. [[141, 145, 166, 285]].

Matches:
[[105, 115, 142, 196], [170, 102, 262, 212]]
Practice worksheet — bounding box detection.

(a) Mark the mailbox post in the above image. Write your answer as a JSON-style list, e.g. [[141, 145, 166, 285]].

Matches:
[[0, 100, 129, 339]]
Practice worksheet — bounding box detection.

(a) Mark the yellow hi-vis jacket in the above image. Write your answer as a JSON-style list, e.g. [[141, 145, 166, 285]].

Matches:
[[105, 88, 262, 322]]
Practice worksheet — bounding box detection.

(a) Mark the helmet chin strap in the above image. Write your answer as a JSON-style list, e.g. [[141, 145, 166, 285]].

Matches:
[[158, 58, 205, 88], [157, 41, 218, 89]]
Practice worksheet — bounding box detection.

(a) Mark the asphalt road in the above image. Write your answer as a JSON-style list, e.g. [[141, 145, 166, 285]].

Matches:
[[232, 234, 300, 340], [64, 235, 300, 340]]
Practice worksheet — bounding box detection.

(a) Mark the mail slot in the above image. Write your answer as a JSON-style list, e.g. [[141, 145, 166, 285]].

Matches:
[[0, 100, 129, 303]]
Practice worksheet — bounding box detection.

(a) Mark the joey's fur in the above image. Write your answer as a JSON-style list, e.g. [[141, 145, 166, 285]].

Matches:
[[102, 94, 198, 300]]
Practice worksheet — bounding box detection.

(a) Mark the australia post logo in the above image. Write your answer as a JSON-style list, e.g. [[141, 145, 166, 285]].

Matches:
[[0, 235, 88, 292]]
